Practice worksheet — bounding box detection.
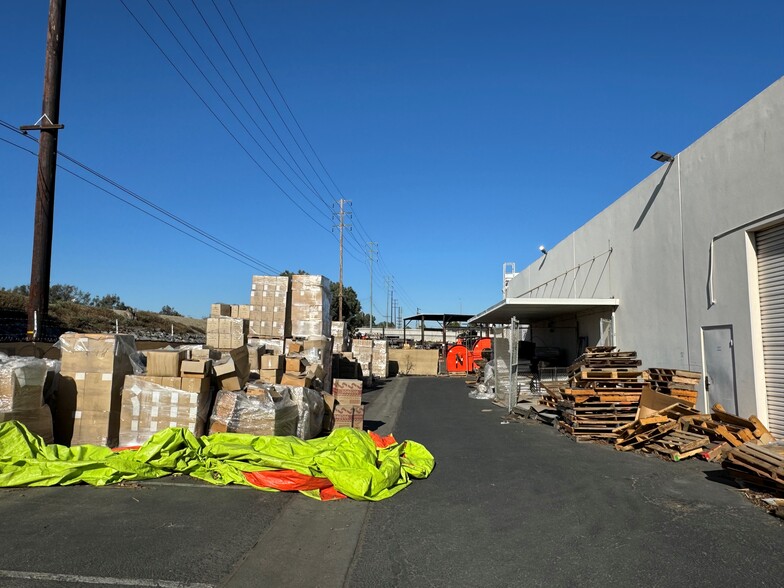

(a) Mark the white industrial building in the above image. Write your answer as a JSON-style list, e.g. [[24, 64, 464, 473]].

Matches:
[[471, 77, 784, 436]]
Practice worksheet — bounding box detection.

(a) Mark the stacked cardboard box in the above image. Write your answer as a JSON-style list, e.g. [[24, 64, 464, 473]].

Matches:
[[331, 321, 348, 353], [352, 340, 373, 384], [146, 349, 188, 377], [209, 389, 298, 436], [210, 303, 231, 318], [372, 339, 389, 379], [258, 353, 284, 384], [120, 375, 211, 446], [327, 378, 364, 430], [206, 317, 249, 350], [57, 333, 137, 447], [214, 346, 251, 391], [0, 357, 53, 442], [291, 274, 331, 339], [249, 275, 290, 339]]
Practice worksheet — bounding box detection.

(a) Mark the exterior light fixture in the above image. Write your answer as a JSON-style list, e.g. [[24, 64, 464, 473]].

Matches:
[[650, 151, 674, 163], [538, 245, 547, 255]]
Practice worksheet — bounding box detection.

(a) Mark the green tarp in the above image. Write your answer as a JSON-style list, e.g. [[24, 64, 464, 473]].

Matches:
[[0, 421, 435, 501]]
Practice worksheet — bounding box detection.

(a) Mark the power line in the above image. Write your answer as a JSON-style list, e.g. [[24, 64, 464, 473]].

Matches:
[[157, 0, 330, 214], [205, 0, 333, 209], [1, 124, 281, 274], [119, 0, 334, 234]]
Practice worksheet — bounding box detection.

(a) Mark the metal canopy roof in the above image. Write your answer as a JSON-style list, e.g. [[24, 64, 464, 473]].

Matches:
[[468, 298, 619, 325]]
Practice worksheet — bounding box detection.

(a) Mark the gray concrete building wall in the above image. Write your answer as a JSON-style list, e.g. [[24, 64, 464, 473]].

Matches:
[[506, 76, 784, 418]]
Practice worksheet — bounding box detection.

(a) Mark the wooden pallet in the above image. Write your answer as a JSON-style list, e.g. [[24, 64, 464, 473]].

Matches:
[[614, 418, 678, 451], [645, 430, 710, 460], [680, 416, 753, 447], [725, 443, 784, 484]]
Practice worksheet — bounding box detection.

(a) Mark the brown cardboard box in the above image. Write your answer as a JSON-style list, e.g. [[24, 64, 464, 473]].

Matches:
[[238, 305, 251, 320], [229, 346, 251, 381], [332, 378, 362, 405], [179, 376, 210, 395], [246, 346, 265, 372], [146, 349, 187, 377], [160, 376, 182, 389], [333, 403, 365, 430], [72, 409, 121, 447], [305, 364, 326, 382], [261, 354, 284, 371], [0, 357, 47, 412], [285, 357, 304, 373], [180, 359, 212, 377], [287, 340, 304, 354], [191, 347, 221, 361], [210, 303, 232, 317], [59, 333, 136, 374], [280, 373, 313, 388], [258, 369, 283, 385]]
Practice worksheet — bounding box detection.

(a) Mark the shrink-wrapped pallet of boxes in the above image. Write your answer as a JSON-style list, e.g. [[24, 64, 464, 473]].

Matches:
[[209, 388, 298, 436], [57, 333, 138, 447], [0, 356, 53, 442], [372, 339, 389, 379], [352, 340, 373, 384], [291, 274, 331, 339], [331, 321, 348, 353], [249, 275, 291, 339], [119, 375, 212, 446]]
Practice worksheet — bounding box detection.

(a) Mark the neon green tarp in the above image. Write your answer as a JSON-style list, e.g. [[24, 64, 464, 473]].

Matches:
[[0, 421, 434, 501]]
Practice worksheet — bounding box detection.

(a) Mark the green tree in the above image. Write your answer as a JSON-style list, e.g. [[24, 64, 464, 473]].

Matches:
[[50, 284, 92, 305], [329, 283, 363, 333], [160, 305, 181, 316], [91, 293, 128, 310], [279, 269, 308, 276]]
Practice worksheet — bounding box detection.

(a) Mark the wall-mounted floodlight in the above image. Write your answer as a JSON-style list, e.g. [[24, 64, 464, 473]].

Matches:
[[650, 151, 674, 163], [538, 245, 547, 255]]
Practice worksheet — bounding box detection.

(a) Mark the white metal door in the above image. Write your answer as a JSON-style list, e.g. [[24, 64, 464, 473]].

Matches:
[[756, 223, 784, 437], [702, 326, 737, 414]]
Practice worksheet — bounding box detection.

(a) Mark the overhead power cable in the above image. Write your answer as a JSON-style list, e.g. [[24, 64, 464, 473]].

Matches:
[[0, 122, 281, 274], [119, 0, 333, 234], [157, 0, 330, 214]]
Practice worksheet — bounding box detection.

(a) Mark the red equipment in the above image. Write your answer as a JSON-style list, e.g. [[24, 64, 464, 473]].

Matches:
[[446, 336, 492, 373]]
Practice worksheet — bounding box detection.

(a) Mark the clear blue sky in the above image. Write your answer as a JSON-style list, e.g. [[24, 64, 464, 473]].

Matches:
[[1, 1, 782, 319]]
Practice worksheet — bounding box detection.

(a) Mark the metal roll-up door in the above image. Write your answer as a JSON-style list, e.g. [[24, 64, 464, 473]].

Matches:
[[757, 223, 784, 437]]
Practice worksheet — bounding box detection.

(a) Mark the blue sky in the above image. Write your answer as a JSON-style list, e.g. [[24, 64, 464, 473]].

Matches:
[[1, 1, 782, 319]]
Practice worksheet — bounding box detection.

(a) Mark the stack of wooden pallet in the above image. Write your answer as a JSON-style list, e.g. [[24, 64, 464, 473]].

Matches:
[[557, 347, 644, 442], [724, 442, 784, 494], [644, 368, 701, 406]]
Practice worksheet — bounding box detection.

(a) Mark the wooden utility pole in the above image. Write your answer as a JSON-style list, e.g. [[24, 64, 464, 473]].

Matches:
[[335, 199, 351, 322], [26, 0, 67, 340]]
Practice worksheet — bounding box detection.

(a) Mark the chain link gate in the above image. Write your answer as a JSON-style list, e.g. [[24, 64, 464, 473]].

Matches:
[[492, 317, 521, 412]]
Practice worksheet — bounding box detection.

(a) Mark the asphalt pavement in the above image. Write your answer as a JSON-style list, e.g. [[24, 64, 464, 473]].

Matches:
[[0, 376, 782, 588]]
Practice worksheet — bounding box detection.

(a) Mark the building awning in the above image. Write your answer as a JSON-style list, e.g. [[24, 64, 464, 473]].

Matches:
[[468, 298, 619, 325]]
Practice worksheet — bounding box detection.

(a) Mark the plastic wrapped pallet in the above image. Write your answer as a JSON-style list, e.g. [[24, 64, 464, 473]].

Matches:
[[120, 375, 212, 446], [55, 333, 139, 447], [372, 339, 389, 379], [0, 357, 47, 412], [249, 275, 291, 339], [331, 321, 348, 353], [352, 339, 373, 383], [209, 388, 298, 436], [290, 274, 331, 339], [58, 333, 138, 374], [288, 386, 325, 440]]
